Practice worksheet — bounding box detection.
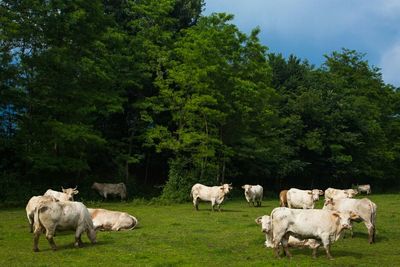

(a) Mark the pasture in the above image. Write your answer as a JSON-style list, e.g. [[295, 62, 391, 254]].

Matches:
[[0, 194, 399, 266]]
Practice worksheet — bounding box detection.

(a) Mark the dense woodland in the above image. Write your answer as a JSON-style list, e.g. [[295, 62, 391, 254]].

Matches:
[[1, 0, 399, 202]]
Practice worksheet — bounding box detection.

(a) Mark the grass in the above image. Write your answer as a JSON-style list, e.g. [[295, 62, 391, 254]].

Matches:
[[0, 194, 399, 266]]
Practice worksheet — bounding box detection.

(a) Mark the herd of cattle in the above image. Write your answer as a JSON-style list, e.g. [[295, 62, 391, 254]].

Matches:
[[25, 181, 374, 260], [26, 183, 136, 252], [191, 183, 375, 259]]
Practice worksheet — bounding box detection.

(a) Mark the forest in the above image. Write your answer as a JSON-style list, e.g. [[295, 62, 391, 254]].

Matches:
[[1, 0, 399, 202]]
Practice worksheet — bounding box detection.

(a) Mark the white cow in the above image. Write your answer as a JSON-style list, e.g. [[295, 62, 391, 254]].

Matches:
[[324, 187, 357, 200], [323, 197, 377, 243], [88, 208, 138, 231], [255, 215, 320, 256], [286, 188, 323, 209], [33, 200, 96, 252], [357, 184, 371, 195], [270, 207, 359, 259], [25, 195, 58, 233], [191, 183, 233, 211], [242, 184, 263, 207], [91, 182, 127, 200], [44, 186, 79, 201]]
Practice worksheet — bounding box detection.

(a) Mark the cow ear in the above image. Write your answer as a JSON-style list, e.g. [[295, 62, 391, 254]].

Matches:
[[255, 217, 262, 225], [220, 186, 224, 190], [241, 185, 245, 189], [350, 211, 360, 220], [61, 186, 65, 192], [307, 191, 312, 195], [331, 212, 340, 218], [74, 190, 79, 194]]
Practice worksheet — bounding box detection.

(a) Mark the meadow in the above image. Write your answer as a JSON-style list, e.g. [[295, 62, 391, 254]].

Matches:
[[0, 194, 399, 267]]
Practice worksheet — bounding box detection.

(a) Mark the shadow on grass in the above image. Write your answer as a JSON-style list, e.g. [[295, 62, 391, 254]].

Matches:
[[288, 248, 363, 259], [35, 240, 111, 252], [193, 209, 244, 213], [342, 231, 388, 243]]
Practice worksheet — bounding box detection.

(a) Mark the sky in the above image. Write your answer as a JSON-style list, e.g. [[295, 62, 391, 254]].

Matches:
[[203, 0, 400, 87]]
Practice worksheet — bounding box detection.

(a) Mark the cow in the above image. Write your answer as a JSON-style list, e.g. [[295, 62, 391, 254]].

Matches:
[[88, 208, 138, 231], [324, 187, 357, 200], [25, 195, 58, 233], [255, 215, 320, 256], [286, 188, 324, 209], [91, 182, 127, 200], [241, 184, 263, 207], [357, 184, 371, 195], [270, 207, 360, 259], [191, 183, 233, 211], [323, 197, 377, 243], [279, 190, 288, 207], [44, 186, 79, 201], [33, 200, 96, 252]]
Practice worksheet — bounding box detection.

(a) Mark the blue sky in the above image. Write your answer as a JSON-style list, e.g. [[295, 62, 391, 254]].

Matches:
[[204, 0, 400, 87]]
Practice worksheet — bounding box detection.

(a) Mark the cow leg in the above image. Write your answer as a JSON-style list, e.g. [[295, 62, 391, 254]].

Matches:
[[33, 229, 41, 252], [281, 234, 292, 258], [365, 222, 375, 244], [193, 197, 199, 210], [272, 232, 285, 258], [75, 227, 85, 247], [45, 228, 57, 251], [312, 247, 318, 259]]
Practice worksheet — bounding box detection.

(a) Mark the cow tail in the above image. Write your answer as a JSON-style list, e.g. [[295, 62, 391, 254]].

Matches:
[[370, 202, 377, 228], [128, 215, 138, 230], [33, 204, 46, 233]]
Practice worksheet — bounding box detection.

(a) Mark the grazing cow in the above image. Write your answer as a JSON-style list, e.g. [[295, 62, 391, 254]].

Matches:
[[88, 208, 138, 231], [286, 188, 324, 209], [255, 215, 320, 255], [357, 184, 371, 195], [33, 200, 96, 252], [323, 197, 377, 243], [25, 195, 58, 233], [242, 184, 263, 207], [91, 182, 127, 200], [44, 186, 79, 201], [191, 183, 233, 211], [324, 187, 357, 200], [270, 207, 359, 259], [279, 190, 288, 207]]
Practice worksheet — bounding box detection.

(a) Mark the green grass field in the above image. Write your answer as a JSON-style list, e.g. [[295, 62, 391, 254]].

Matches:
[[0, 194, 399, 266]]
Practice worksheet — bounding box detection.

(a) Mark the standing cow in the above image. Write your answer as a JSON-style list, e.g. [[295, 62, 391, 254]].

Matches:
[[191, 183, 232, 211], [242, 184, 263, 207], [33, 200, 97, 252], [324, 187, 357, 200], [44, 186, 79, 201], [286, 188, 324, 209], [91, 182, 127, 200], [357, 184, 371, 195], [270, 207, 359, 259], [323, 197, 377, 243], [88, 208, 138, 231]]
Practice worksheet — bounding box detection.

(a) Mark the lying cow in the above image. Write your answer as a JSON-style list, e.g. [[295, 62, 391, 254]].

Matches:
[[191, 183, 232, 211], [324, 187, 357, 200], [323, 197, 377, 243], [88, 208, 138, 231], [242, 184, 263, 207], [255, 215, 320, 256], [357, 184, 371, 195], [91, 182, 127, 200], [44, 186, 79, 201], [279, 190, 288, 207], [33, 200, 96, 252], [286, 188, 324, 209], [25, 195, 58, 233], [270, 207, 359, 259]]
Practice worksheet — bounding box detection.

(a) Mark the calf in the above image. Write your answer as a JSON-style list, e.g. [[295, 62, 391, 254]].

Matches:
[[324, 187, 357, 200], [191, 183, 232, 211], [286, 188, 323, 209], [323, 197, 377, 243], [242, 184, 263, 207], [33, 200, 96, 252], [270, 207, 359, 259], [88, 208, 138, 231], [357, 184, 371, 195], [25, 195, 58, 233], [91, 182, 127, 200], [255, 215, 320, 255], [44, 186, 79, 201], [279, 190, 288, 207]]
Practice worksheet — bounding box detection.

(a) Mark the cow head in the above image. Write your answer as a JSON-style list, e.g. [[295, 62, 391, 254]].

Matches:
[[255, 215, 271, 234], [309, 189, 321, 201], [242, 184, 252, 195], [220, 183, 233, 194], [345, 189, 358, 197], [61, 186, 79, 201], [91, 182, 99, 190], [323, 198, 335, 210], [332, 211, 359, 230]]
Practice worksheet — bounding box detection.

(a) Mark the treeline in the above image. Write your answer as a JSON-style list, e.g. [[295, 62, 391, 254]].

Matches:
[[1, 0, 399, 202]]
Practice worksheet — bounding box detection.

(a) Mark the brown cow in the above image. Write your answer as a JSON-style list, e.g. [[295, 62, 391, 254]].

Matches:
[[279, 190, 288, 207]]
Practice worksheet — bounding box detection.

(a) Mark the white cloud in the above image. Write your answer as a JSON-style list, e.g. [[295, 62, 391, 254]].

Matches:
[[380, 42, 400, 86]]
